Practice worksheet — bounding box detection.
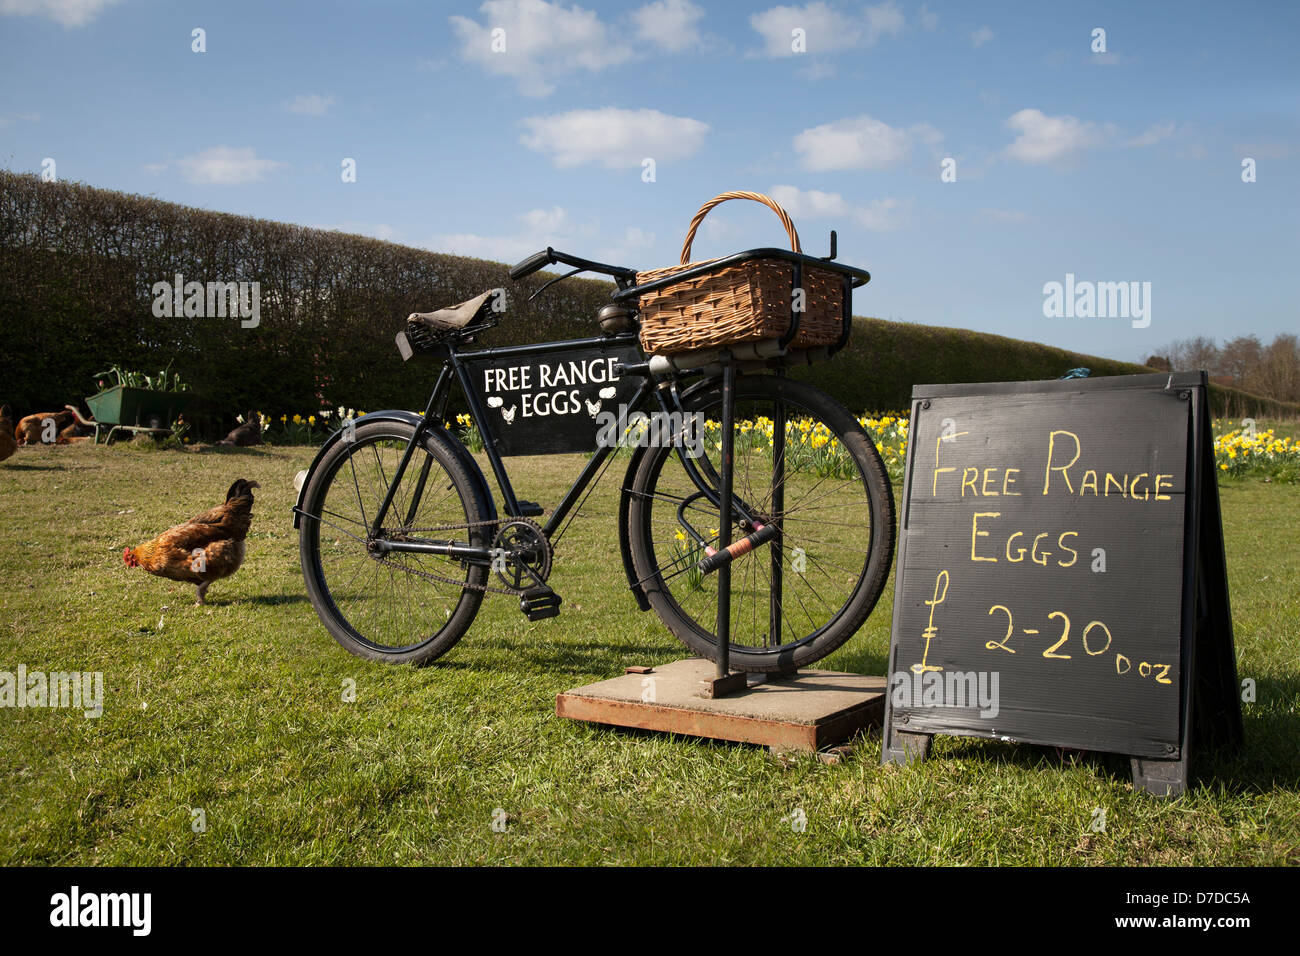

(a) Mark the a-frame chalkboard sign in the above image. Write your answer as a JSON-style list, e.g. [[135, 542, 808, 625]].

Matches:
[[881, 371, 1242, 797]]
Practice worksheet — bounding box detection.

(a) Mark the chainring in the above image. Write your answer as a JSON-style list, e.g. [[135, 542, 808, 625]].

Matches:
[[491, 518, 552, 590]]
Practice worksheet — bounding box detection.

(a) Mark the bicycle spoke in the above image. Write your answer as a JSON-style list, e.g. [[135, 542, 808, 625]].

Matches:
[[348, 453, 369, 532], [305, 428, 484, 657], [634, 382, 888, 664]]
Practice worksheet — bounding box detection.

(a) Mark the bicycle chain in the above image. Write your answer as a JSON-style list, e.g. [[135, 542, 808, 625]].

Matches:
[[371, 517, 525, 596], [371, 552, 524, 596]]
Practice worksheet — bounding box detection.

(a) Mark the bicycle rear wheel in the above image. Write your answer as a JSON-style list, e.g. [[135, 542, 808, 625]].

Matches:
[[627, 374, 894, 673], [298, 419, 490, 665]]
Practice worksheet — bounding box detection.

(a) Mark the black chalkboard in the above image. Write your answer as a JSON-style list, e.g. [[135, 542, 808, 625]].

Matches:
[[464, 343, 643, 457], [881, 371, 1241, 797]]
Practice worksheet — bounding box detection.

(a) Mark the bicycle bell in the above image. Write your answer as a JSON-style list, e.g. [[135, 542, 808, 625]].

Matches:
[[597, 303, 637, 335]]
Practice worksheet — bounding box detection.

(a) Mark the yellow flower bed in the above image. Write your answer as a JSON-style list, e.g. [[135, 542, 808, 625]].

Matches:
[[255, 408, 367, 445], [1213, 420, 1300, 481]]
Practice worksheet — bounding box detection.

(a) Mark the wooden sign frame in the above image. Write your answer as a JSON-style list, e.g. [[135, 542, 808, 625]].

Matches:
[[881, 372, 1242, 797]]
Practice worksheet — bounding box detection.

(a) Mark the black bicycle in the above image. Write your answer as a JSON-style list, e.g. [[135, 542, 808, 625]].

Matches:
[[293, 243, 895, 673]]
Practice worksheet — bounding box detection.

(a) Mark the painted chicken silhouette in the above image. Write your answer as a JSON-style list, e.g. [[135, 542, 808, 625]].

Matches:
[[501, 405, 517, 425], [585, 399, 601, 417]]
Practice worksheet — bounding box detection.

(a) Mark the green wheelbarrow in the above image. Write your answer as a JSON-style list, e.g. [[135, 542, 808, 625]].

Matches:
[[82, 386, 194, 444]]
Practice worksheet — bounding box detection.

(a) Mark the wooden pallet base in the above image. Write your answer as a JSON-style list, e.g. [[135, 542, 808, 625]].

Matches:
[[556, 657, 887, 752]]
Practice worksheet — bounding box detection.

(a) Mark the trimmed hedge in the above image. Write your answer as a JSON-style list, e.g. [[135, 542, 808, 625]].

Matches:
[[798, 318, 1299, 419], [2, 171, 1292, 438], [0, 171, 612, 437]]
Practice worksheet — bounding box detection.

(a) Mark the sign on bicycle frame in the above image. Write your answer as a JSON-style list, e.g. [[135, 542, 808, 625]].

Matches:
[[463, 342, 644, 456]]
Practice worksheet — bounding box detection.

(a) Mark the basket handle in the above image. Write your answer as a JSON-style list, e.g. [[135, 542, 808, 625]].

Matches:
[[679, 190, 801, 265]]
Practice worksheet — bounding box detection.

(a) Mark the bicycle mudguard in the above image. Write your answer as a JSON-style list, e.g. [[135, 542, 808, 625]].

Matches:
[[292, 410, 497, 530]]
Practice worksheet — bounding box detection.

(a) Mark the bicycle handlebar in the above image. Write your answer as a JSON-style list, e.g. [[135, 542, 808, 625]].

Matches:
[[509, 248, 638, 285], [509, 249, 555, 281]]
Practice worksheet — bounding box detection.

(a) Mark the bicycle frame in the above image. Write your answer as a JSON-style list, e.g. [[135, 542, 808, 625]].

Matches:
[[356, 330, 761, 573]]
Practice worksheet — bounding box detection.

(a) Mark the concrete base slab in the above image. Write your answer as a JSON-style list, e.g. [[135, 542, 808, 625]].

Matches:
[[556, 657, 887, 752]]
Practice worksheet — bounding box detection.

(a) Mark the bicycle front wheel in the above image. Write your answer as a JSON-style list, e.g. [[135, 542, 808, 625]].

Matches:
[[298, 418, 491, 665], [627, 375, 895, 673]]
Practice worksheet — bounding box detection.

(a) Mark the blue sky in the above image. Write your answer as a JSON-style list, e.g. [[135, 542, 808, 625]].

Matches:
[[1, 0, 1296, 362]]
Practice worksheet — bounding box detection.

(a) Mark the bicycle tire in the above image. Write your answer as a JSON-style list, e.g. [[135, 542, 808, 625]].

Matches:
[[627, 374, 895, 673], [298, 419, 490, 665]]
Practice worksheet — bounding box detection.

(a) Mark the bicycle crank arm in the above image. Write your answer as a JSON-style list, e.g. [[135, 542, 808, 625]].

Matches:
[[697, 522, 780, 575]]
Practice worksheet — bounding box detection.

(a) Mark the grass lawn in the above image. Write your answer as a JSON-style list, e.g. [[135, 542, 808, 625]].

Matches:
[[1, 438, 1296, 866]]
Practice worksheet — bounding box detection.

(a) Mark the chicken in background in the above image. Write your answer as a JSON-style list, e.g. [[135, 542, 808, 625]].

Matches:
[[0, 406, 16, 463], [216, 412, 262, 447], [59, 404, 95, 443], [123, 479, 260, 605], [16, 409, 74, 445]]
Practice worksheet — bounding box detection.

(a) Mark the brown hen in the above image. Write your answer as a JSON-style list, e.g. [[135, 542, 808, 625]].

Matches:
[[216, 412, 262, 447], [0, 406, 16, 463], [16, 410, 73, 445], [123, 479, 260, 605]]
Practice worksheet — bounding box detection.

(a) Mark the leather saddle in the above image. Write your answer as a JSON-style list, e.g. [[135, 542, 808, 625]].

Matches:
[[408, 288, 503, 333]]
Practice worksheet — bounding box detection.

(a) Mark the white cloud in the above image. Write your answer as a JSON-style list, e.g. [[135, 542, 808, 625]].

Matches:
[[1001, 111, 1177, 164], [631, 0, 705, 52], [0, 0, 119, 27], [700, 215, 747, 244], [286, 94, 334, 116], [919, 4, 938, 30], [1002, 109, 1109, 164], [768, 185, 908, 232], [971, 26, 993, 47], [768, 184, 848, 219], [1090, 52, 1129, 67], [425, 205, 597, 263], [749, 3, 860, 56], [1233, 139, 1295, 159], [853, 196, 909, 231], [792, 114, 941, 171], [624, 226, 656, 247], [425, 232, 543, 263], [864, 1, 904, 42], [171, 147, 285, 185], [0, 112, 39, 127], [750, 2, 902, 56], [450, 0, 633, 97], [521, 206, 568, 232], [520, 107, 708, 169], [1127, 120, 1175, 148]]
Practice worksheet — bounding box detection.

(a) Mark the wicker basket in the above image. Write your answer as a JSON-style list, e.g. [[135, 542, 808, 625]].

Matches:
[[636, 191, 844, 356]]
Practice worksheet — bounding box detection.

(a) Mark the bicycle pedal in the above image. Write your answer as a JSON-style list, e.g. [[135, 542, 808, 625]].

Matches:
[[519, 586, 562, 621], [514, 500, 544, 517]]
